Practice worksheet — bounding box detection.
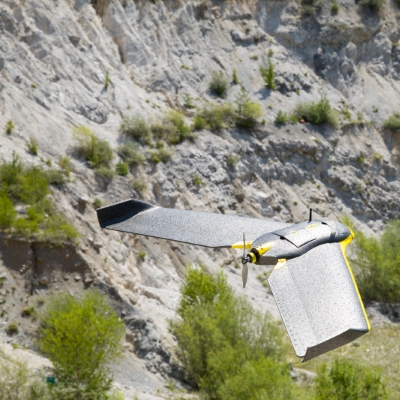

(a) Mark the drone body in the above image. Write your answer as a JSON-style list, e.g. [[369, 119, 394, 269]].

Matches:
[[97, 198, 370, 362]]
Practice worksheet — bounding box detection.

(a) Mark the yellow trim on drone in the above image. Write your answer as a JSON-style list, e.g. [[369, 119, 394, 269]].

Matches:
[[306, 223, 321, 230], [274, 259, 287, 270], [231, 241, 252, 250], [255, 241, 274, 256], [340, 228, 371, 332], [249, 252, 257, 263]]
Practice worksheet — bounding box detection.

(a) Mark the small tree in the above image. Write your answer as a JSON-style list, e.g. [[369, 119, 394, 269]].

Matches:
[[38, 291, 125, 398], [234, 87, 263, 129], [260, 56, 276, 90]]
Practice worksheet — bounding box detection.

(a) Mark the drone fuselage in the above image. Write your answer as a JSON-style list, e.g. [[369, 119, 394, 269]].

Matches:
[[245, 220, 352, 266]]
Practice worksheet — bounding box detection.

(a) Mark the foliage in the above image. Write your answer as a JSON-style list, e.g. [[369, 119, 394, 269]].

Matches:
[[7, 322, 19, 335], [115, 162, 129, 176], [117, 142, 145, 166], [226, 154, 240, 168], [93, 198, 103, 209], [193, 115, 206, 131], [170, 267, 291, 399], [315, 358, 387, 399], [192, 174, 203, 185], [232, 68, 239, 85], [351, 219, 400, 303], [234, 87, 263, 129], [275, 110, 289, 124], [301, 0, 323, 15], [38, 291, 125, 397], [331, 0, 339, 12], [27, 137, 38, 156], [45, 169, 66, 186], [58, 156, 72, 179], [104, 69, 111, 89], [74, 125, 113, 169], [95, 167, 116, 181], [209, 71, 229, 98], [165, 110, 193, 144], [5, 119, 15, 134], [359, 0, 384, 10], [119, 115, 151, 144], [0, 156, 79, 244], [149, 146, 173, 163], [197, 103, 236, 131], [260, 57, 276, 90], [383, 113, 400, 131], [131, 177, 147, 192], [293, 97, 338, 128], [0, 191, 16, 229], [0, 356, 51, 400], [183, 93, 195, 109]]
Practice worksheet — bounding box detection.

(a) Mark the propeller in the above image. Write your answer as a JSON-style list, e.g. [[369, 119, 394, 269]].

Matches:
[[241, 232, 249, 288]]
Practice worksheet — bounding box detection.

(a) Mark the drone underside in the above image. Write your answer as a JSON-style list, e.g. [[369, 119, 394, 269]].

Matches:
[[97, 198, 370, 362]]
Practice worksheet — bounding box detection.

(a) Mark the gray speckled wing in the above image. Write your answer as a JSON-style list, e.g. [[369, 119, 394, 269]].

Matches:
[[268, 242, 370, 362], [97, 199, 290, 248]]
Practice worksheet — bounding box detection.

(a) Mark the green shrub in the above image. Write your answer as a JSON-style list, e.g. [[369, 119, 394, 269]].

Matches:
[[315, 358, 387, 400], [138, 251, 146, 259], [131, 177, 147, 192], [193, 115, 206, 131], [5, 119, 15, 135], [192, 174, 203, 185], [209, 71, 229, 98], [115, 162, 129, 176], [38, 291, 125, 397], [183, 93, 195, 109], [94, 167, 115, 181], [293, 97, 338, 128], [104, 69, 111, 89], [170, 267, 290, 398], [198, 103, 236, 131], [120, 115, 151, 143], [150, 147, 172, 163], [351, 219, 400, 303], [117, 142, 145, 166], [0, 192, 16, 229], [166, 110, 193, 144], [45, 169, 66, 186], [74, 125, 113, 169], [383, 113, 400, 131], [226, 154, 240, 168], [93, 198, 103, 209], [232, 68, 239, 85], [7, 322, 18, 335], [275, 110, 289, 124], [360, 0, 384, 10], [260, 57, 276, 90], [27, 137, 38, 156], [331, 0, 339, 11], [234, 87, 263, 129], [19, 167, 49, 204], [58, 156, 72, 178], [301, 0, 323, 15], [21, 306, 35, 317]]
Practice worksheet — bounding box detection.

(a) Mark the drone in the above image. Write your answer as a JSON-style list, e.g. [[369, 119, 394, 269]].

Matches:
[[97, 198, 370, 362]]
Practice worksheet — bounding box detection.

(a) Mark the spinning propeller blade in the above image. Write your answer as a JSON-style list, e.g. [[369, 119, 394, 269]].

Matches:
[[241, 233, 249, 288]]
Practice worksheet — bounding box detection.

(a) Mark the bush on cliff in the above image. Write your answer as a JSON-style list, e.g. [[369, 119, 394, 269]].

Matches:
[[170, 266, 293, 399]]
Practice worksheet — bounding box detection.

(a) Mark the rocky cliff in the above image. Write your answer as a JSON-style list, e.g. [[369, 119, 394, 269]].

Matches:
[[0, 0, 399, 397]]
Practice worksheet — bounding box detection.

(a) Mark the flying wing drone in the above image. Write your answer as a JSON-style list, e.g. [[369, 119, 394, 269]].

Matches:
[[96, 198, 370, 362]]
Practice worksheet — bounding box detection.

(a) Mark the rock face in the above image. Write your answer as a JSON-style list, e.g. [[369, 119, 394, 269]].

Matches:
[[0, 0, 400, 396]]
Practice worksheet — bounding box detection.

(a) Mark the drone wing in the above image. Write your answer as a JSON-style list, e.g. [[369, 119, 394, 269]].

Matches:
[[97, 198, 289, 248], [268, 238, 370, 362]]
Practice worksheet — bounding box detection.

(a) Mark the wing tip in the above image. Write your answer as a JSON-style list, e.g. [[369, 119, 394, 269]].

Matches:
[[97, 198, 155, 228]]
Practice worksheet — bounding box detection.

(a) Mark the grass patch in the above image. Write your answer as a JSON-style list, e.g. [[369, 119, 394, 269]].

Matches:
[[331, 0, 339, 12], [93, 198, 103, 209], [74, 125, 113, 169], [131, 177, 147, 192], [232, 68, 239, 85], [234, 87, 263, 129], [27, 137, 38, 156], [120, 114, 151, 144], [260, 56, 276, 90], [149, 146, 173, 163], [0, 155, 79, 244], [117, 142, 145, 166], [192, 174, 203, 185], [5, 119, 14, 135], [197, 103, 236, 131], [209, 71, 229, 98], [383, 113, 400, 131], [293, 97, 339, 128], [21, 306, 35, 317], [226, 154, 240, 168], [7, 322, 18, 335], [94, 167, 116, 181], [183, 93, 195, 109], [115, 162, 129, 176], [58, 155, 72, 179]]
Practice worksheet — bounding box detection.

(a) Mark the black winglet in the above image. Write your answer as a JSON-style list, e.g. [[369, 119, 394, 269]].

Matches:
[[97, 199, 155, 228]]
